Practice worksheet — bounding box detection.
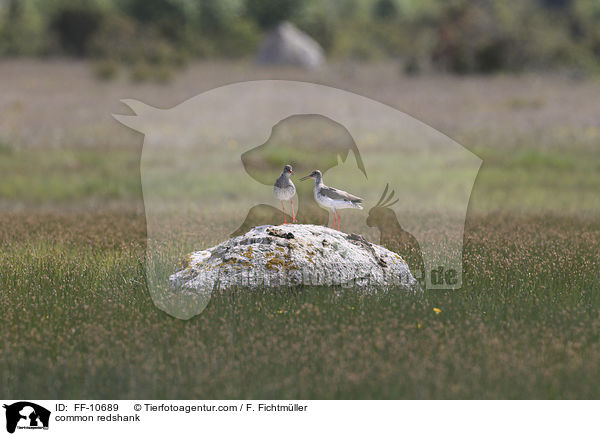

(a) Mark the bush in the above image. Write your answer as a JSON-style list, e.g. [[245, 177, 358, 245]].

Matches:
[[244, 0, 304, 29], [93, 58, 120, 80], [119, 0, 196, 43], [0, 0, 46, 56], [130, 60, 175, 84], [49, 2, 106, 56], [89, 13, 137, 61], [1, 0, 600, 74]]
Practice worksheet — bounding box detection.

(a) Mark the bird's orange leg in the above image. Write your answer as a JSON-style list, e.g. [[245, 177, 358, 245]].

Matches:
[[281, 201, 287, 224], [336, 211, 341, 231], [291, 198, 297, 222], [331, 210, 337, 229]]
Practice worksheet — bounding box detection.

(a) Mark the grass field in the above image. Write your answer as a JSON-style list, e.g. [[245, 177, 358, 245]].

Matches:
[[1, 61, 599, 399]]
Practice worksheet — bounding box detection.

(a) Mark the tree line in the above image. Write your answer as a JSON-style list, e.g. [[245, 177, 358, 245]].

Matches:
[[1, 0, 599, 75]]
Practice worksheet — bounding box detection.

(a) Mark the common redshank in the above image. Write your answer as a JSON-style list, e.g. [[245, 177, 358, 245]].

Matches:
[[300, 169, 363, 231], [274, 164, 297, 223]]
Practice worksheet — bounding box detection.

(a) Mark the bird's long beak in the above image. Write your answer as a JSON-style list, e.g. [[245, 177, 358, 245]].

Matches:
[[300, 174, 312, 181]]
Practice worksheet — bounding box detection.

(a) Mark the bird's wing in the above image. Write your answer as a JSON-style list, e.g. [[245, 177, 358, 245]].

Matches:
[[320, 186, 363, 203], [274, 175, 288, 188]]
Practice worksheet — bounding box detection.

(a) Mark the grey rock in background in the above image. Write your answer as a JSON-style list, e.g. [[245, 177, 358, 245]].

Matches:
[[257, 22, 325, 69], [170, 224, 420, 295]]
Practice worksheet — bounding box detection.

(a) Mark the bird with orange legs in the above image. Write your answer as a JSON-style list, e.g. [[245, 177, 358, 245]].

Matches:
[[300, 169, 363, 231], [273, 164, 297, 224]]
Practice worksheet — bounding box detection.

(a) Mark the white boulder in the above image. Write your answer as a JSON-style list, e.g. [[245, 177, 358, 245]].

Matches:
[[169, 224, 420, 295], [257, 22, 325, 69]]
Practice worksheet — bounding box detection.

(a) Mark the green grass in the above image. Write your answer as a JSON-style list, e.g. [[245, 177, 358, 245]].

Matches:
[[1, 145, 599, 214], [0, 211, 598, 399], [469, 146, 600, 214], [1, 141, 599, 398], [1, 65, 600, 398], [0, 148, 141, 205]]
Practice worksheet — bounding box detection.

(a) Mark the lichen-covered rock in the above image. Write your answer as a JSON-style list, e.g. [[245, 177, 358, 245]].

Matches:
[[169, 224, 420, 295]]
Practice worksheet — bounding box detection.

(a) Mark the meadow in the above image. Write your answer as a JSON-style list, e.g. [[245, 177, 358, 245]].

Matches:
[[0, 61, 599, 398]]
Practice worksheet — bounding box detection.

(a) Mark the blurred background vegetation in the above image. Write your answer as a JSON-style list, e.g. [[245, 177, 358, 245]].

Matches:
[[1, 0, 600, 78]]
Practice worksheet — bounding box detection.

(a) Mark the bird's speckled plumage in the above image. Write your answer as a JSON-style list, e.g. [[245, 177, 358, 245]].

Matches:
[[300, 169, 362, 230], [274, 164, 297, 223], [273, 164, 296, 200], [304, 170, 363, 210]]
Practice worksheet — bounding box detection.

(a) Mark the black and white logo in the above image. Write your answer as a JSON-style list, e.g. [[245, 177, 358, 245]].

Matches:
[[3, 402, 50, 434]]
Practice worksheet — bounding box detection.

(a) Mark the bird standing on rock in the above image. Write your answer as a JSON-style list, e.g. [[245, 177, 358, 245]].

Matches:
[[300, 169, 363, 231], [274, 164, 297, 224]]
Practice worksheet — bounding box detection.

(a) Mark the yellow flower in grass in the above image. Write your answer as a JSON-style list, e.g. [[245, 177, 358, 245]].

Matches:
[[433, 308, 441, 314]]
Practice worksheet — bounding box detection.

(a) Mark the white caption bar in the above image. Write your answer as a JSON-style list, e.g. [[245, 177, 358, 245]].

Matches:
[[0, 400, 597, 435]]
